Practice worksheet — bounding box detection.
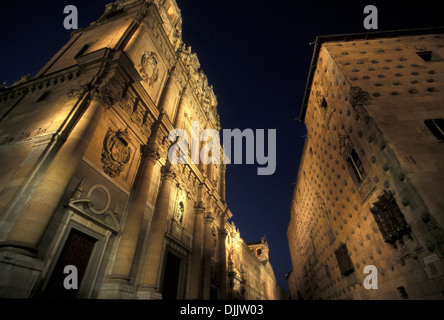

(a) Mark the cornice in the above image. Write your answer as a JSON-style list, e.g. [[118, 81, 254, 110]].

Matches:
[[0, 67, 81, 102]]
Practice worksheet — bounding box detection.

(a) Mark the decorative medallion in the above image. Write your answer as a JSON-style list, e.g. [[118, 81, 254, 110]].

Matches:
[[101, 128, 131, 178], [68, 180, 121, 234], [87, 184, 111, 215], [139, 51, 159, 87]]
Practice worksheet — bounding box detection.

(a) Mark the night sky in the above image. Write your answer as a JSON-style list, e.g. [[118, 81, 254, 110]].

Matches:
[[1, 0, 443, 292]]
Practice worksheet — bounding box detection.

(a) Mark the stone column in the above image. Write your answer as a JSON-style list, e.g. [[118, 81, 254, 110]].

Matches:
[[220, 165, 226, 202], [187, 202, 205, 299], [218, 220, 228, 299], [159, 65, 178, 121], [110, 144, 160, 280], [201, 214, 214, 299], [4, 91, 106, 251], [173, 85, 188, 129], [140, 165, 176, 292]]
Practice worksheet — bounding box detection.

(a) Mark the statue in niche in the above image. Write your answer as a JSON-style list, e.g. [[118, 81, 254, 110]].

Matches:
[[176, 201, 184, 224]]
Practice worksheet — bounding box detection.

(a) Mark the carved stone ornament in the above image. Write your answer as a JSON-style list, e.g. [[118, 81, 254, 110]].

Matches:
[[160, 165, 176, 181], [101, 128, 131, 178], [349, 86, 371, 108], [139, 51, 159, 87], [67, 85, 88, 99], [92, 87, 114, 109], [68, 179, 121, 234], [211, 164, 219, 184], [338, 133, 354, 158], [140, 144, 160, 162], [370, 190, 412, 247]]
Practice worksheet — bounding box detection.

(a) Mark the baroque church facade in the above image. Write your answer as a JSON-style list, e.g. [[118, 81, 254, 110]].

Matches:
[[0, 0, 284, 300], [287, 27, 444, 299]]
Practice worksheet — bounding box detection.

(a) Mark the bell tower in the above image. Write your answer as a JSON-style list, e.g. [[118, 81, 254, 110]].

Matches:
[[248, 236, 270, 264]]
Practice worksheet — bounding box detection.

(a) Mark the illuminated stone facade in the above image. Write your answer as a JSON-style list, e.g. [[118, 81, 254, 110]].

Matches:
[[0, 0, 283, 300], [287, 28, 444, 300], [226, 224, 287, 300]]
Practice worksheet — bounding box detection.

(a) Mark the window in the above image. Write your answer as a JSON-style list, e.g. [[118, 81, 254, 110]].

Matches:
[[397, 286, 409, 299], [334, 243, 354, 276], [347, 148, 365, 182], [416, 51, 443, 62], [37, 90, 52, 102], [75, 44, 91, 58], [320, 97, 328, 110], [338, 134, 365, 183], [370, 191, 411, 247], [424, 118, 444, 142], [105, 8, 125, 20]]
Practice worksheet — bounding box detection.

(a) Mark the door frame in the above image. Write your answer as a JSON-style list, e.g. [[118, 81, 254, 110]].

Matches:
[[160, 246, 188, 299], [41, 219, 107, 298]]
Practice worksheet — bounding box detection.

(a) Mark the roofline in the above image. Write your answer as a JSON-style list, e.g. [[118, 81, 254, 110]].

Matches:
[[299, 26, 444, 122], [246, 236, 268, 246]]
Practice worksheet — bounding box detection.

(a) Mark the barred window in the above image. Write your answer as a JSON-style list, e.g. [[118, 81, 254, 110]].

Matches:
[[75, 44, 91, 58], [37, 90, 52, 102], [424, 119, 444, 142], [347, 148, 365, 182], [416, 51, 443, 62], [370, 191, 411, 247], [338, 133, 366, 184], [334, 243, 354, 276]]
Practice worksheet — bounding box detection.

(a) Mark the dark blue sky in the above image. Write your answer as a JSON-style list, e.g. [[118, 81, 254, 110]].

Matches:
[[1, 0, 443, 292]]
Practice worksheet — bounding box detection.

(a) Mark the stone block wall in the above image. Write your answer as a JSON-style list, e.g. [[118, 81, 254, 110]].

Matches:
[[287, 29, 444, 300]]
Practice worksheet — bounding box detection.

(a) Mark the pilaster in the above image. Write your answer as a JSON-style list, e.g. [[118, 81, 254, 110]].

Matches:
[[1, 91, 107, 252], [187, 202, 205, 299], [0, 89, 107, 298], [138, 164, 176, 296], [218, 215, 228, 299], [201, 213, 215, 299], [110, 143, 160, 281]]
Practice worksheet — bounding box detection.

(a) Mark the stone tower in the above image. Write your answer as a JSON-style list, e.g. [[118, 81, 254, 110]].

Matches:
[[287, 27, 444, 300], [248, 237, 270, 264], [225, 224, 286, 300]]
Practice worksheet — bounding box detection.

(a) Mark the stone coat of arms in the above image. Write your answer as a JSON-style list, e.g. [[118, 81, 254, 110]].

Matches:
[[139, 51, 159, 87], [101, 128, 131, 178]]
